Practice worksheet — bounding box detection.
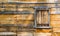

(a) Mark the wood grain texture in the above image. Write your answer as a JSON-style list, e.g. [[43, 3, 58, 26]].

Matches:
[[36, 29, 52, 33], [50, 15, 60, 27], [37, 11, 48, 24], [34, 33, 51, 36], [53, 27, 60, 32], [17, 32, 33, 36], [0, 14, 34, 25]]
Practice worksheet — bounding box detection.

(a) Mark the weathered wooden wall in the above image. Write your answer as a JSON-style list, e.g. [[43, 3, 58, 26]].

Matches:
[[0, 0, 60, 36]]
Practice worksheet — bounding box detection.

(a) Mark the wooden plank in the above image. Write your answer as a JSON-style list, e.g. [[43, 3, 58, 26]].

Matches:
[[53, 33, 60, 36], [51, 21, 60, 27], [17, 32, 33, 36], [0, 14, 34, 25], [0, 32, 16, 35], [50, 15, 60, 27], [18, 8, 34, 13], [0, 0, 8, 2], [4, 0, 47, 2], [8, 0, 37, 2], [34, 33, 51, 36], [53, 27, 60, 32], [50, 15, 60, 21], [36, 29, 52, 33], [16, 14, 34, 25], [0, 27, 17, 32]]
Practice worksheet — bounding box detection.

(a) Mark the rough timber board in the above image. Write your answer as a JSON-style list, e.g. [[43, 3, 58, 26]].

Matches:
[[36, 29, 52, 33], [8, 0, 37, 2], [37, 11, 48, 24], [50, 15, 60, 27], [17, 8, 34, 13], [53, 27, 60, 32], [0, 14, 34, 24], [8, 0, 47, 2], [51, 21, 60, 27], [17, 32, 34, 36], [16, 14, 34, 25], [0, 32, 16, 35], [53, 33, 60, 36], [34, 33, 51, 36], [50, 8, 60, 14], [0, 27, 17, 32], [0, 0, 8, 2], [50, 15, 60, 21], [0, 0, 48, 3], [0, 15, 17, 24]]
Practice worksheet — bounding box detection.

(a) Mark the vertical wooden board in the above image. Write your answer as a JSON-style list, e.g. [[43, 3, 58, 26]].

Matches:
[[37, 11, 48, 24]]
